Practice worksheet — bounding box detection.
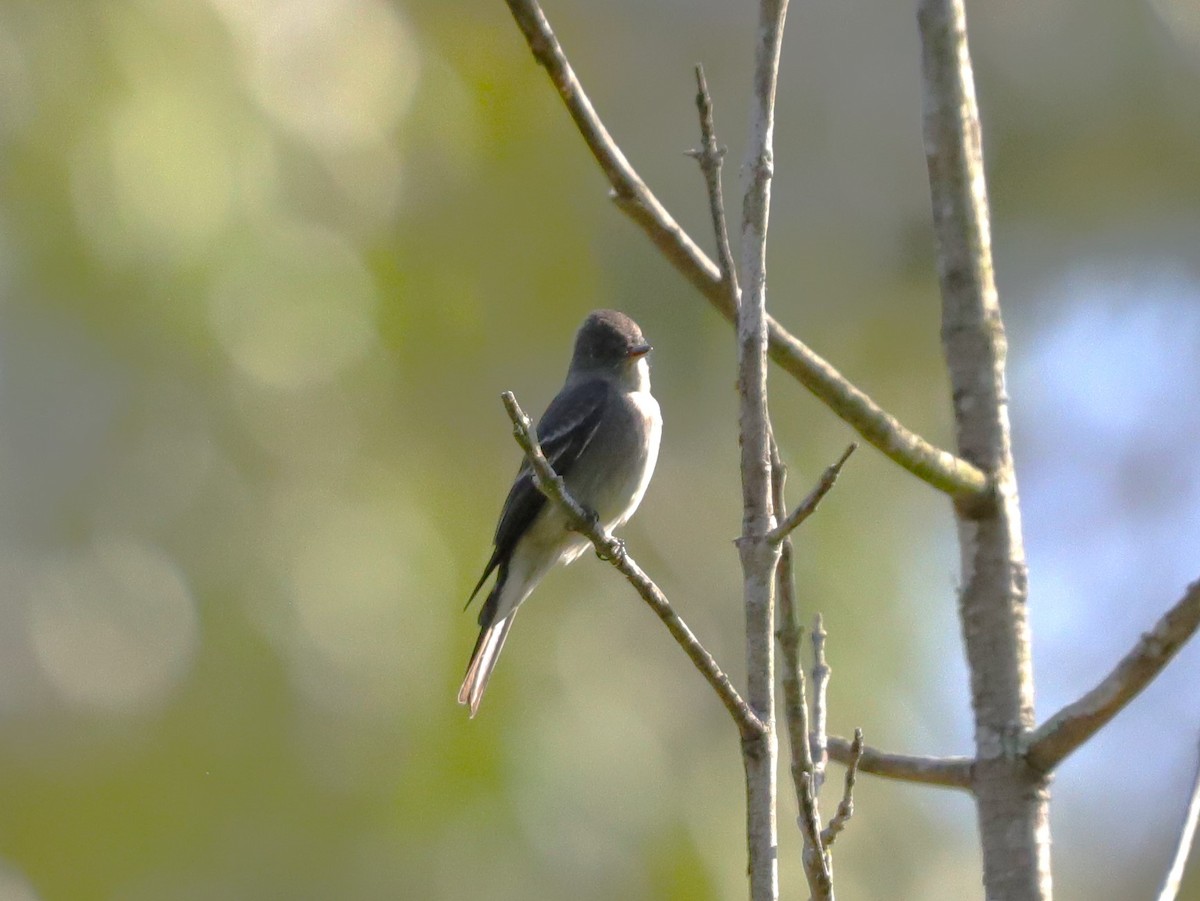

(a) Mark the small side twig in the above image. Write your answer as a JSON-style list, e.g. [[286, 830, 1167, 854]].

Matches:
[[768, 443, 856, 543], [687, 63, 740, 307], [822, 728, 865, 848], [827, 735, 973, 790], [810, 613, 831, 791], [1156, 735, 1200, 901], [771, 440, 826, 900], [770, 439, 859, 898], [500, 391, 766, 741], [798, 773, 833, 901], [1027, 578, 1200, 774]]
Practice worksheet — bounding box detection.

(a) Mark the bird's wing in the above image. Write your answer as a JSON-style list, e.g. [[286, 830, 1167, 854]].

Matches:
[[464, 378, 611, 608]]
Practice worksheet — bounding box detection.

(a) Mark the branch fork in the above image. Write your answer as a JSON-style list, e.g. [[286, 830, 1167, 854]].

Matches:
[[503, 0, 989, 500]]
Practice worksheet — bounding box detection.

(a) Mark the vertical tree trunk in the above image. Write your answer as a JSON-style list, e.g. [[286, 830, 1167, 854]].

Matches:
[[917, 1, 1052, 898]]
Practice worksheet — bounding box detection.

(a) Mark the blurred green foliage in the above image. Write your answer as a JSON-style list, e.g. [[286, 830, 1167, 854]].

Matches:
[[1, 0, 1198, 898]]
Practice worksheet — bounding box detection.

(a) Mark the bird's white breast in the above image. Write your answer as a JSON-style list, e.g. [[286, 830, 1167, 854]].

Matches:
[[619, 385, 662, 527]]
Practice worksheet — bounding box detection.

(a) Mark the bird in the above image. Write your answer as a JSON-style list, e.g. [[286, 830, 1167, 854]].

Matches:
[[458, 310, 662, 717]]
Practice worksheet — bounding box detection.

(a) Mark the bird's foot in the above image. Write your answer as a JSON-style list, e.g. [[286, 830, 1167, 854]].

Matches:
[[596, 536, 626, 563], [571, 507, 603, 539], [577, 508, 625, 563]]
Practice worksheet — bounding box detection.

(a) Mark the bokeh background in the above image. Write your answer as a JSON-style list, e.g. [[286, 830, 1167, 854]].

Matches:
[[1, 0, 1198, 897]]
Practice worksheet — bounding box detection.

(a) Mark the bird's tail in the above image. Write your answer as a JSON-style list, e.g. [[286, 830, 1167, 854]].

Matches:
[[457, 612, 517, 718]]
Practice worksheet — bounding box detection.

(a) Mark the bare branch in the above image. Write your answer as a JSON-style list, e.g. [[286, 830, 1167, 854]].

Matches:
[[775, 546, 813, 780], [798, 773, 834, 901], [1027, 579, 1200, 773], [809, 614, 833, 791], [771, 441, 832, 901], [501, 0, 988, 500], [768, 443, 856, 543], [1156, 735, 1200, 901], [687, 64, 740, 306], [771, 446, 816, 777], [827, 735, 973, 790], [736, 3, 790, 897], [822, 729, 864, 848], [500, 391, 766, 741]]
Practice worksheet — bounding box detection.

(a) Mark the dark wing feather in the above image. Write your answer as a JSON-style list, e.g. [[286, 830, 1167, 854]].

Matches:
[[464, 378, 611, 612]]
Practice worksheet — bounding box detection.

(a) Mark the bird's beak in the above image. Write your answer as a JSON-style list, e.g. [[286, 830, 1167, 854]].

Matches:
[[627, 343, 653, 358]]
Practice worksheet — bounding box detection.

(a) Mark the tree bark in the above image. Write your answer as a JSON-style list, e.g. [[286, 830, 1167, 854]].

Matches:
[[917, 1, 1052, 898]]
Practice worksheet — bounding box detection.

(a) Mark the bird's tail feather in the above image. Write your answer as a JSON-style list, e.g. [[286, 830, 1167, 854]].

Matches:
[[457, 612, 517, 718]]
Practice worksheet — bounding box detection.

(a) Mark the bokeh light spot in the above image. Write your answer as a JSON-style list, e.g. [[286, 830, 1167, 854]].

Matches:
[[70, 82, 238, 268], [262, 482, 455, 717], [208, 222, 378, 390], [27, 537, 199, 714], [210, 0, 421, 151]]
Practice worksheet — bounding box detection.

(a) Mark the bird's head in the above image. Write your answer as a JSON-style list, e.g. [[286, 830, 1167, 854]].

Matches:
[[569, 309, 652, 388]]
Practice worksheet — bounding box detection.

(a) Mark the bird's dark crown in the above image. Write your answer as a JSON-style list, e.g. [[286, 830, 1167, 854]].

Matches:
[[570, 309, 650, 371]]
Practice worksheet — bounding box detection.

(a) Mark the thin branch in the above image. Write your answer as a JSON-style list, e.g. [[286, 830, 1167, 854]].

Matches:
[[810, 613, 831, 791], [798, 773, 834, 901], [500, 391, 766, 741], [501, 0, 988, 501], [771, 445, 816, 779], [775, 545, 813, 779], [687, 64, 740, 306], [771, 441, 830, 901], [768, 443, 856, 543], [1027, 579, 1200, 773], [1157, 735, 1200, 901], [822, 728, 864, 848], [737, 3, 790, 898], [827, 735, 973, 790]]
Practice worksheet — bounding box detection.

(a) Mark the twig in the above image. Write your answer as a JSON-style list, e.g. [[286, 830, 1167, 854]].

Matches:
[[771, 441, 829, 901], [736, 3, 790, 898], [501, 0, 988, 500], [798, 773, 834, 901], [768, 443, 856, 543], [1027, 579, 1200, 773], [1156, 735, 1200, 901], [822, 729, 864, 847], [771, 444, 816, 778], [687, 64, 740, 307], [810, 613, 831, 791], [775, 538, 812, 783], [500, 391, 765, 740], [827, 735, 973, 790]]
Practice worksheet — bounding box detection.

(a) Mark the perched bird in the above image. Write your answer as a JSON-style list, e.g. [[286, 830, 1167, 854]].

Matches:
[[458, 310, 662, 717]]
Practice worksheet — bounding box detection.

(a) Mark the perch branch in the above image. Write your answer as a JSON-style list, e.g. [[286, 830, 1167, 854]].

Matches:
[[1027, 579, 1200, 774], [500, 391, 765, 741], [501, 0, 988, 501]]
